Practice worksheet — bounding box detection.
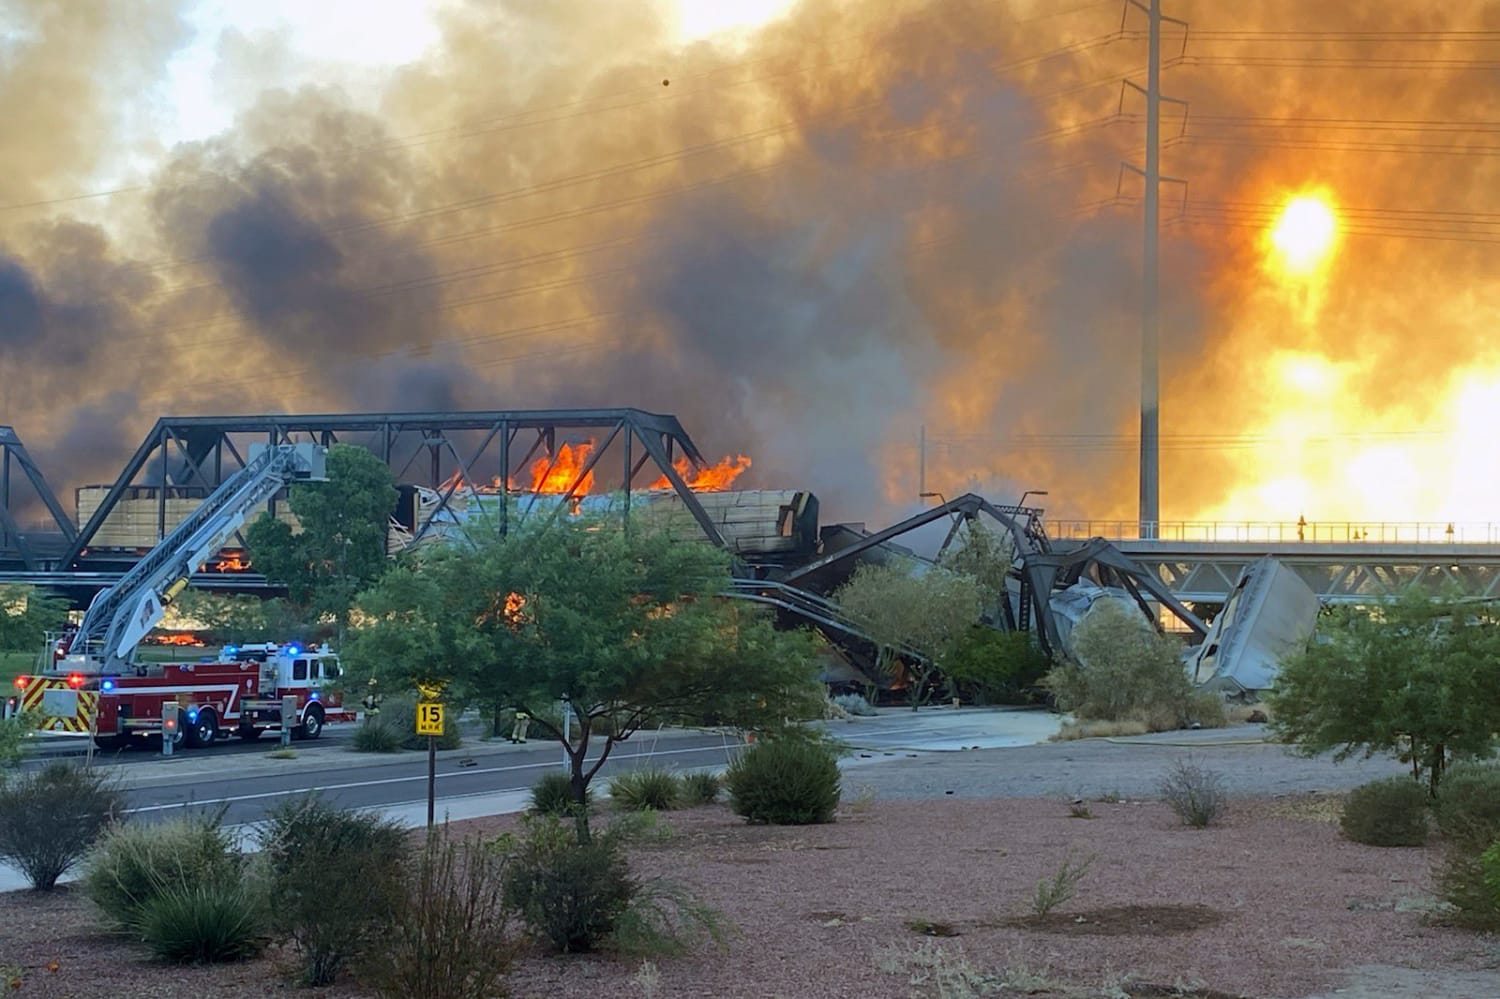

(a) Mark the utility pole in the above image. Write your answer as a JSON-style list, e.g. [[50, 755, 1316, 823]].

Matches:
[[1122, 0, 1187, 540], [918, 425, 926, 500]]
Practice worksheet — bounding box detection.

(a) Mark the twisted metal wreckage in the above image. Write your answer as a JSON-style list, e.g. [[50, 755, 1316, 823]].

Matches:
[[0, 410, 1316, 696]]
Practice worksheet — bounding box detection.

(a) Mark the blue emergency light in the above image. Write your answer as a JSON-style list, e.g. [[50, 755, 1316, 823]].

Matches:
[[102, 679, 115, 692]]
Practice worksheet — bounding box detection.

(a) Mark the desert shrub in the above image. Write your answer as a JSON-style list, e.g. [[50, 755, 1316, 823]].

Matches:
[[498, 814, 637, 953], [352, 716, 404, 753], [0, 712, 37, 769], [530, 771, 593, 816], [362, 696, 462, 751], [832, 693, 877, 716], [136, 880, 266, 963], [1159, 758, 1228, 828], [680, 771, 721, 806], [1043, 601, 1195, 724], [366, 832, 516, 999], [1185, 690, 1229, 728], [1340, 777, 1430, 847], [725, 737, 841, 826], [84, 810, 241, 929], [942, 627, 1051, 705], [258, 796, 408, 986], [1437, 846, 1500, 932], [1031, 850, 1095, 918], [609, 767, 682, 811], [0, 761, 123, 889], [1433, 764, 1500, 849], [610, 877, 731, 957]]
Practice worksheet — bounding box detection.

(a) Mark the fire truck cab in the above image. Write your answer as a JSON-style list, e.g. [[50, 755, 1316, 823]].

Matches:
[[220, 642, 347, 741]]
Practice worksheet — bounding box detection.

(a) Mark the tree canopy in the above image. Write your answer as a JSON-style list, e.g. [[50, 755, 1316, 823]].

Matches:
[[834, 562, 983, 708], [246, 444, 398, 632], [345, 514, 824, 839], [1269, 590, 1500, 794], [0, 585, 67, 653], [1043, 599, 1194, 725], [938, 520, 1016, 622]]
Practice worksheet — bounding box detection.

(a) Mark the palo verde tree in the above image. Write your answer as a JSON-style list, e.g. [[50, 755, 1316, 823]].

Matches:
[[347, 512, 824, 841], [1269, 588, 1500, 795], [834, 562, 983, 709], [246, 444, 398, 640]]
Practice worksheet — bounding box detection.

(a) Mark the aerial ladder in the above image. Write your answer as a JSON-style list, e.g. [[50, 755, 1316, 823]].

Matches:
[[58, 442, 327, 674], [12, 443, 330, 748]]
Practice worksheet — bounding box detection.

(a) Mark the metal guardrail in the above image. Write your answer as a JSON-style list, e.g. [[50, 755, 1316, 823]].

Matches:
[[1050, 520, 1500, 545]]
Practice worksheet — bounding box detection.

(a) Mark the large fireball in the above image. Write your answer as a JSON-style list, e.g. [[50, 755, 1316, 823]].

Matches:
[[1268, 196, 1338, 277]]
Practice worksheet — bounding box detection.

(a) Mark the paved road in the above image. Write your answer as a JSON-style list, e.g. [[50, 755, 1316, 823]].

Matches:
[[122, 732, 741, 826]]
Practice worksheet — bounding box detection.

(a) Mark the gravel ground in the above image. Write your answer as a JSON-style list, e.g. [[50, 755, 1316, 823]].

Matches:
[[842, 733, 1416, 801], [4, 740, 1497, 999]]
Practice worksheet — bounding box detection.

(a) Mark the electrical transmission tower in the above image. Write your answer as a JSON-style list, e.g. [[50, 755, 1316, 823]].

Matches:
[[1120, 0, 1187, 540]]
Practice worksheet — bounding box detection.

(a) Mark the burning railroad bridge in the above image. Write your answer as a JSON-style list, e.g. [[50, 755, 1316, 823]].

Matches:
[[0, 408, 1316, 692]]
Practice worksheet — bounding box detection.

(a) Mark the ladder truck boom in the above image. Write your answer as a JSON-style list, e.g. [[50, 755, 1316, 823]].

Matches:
[[63, 442, 327, 673]]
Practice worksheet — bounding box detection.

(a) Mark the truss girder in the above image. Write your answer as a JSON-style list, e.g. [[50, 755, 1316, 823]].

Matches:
[[1123, 546, 1500, 604], [57, 409, 722, 570], [0, 426, 75, 570]]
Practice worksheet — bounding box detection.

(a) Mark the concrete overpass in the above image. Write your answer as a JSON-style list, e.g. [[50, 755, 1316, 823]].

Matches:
[[1051, 520, 1500, 604]]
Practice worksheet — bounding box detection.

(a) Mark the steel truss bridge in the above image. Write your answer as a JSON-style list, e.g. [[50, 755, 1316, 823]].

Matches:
[[7, 411, 1500, 631], [0, 410, 742, 603], [1052, 521, 1500, 605]]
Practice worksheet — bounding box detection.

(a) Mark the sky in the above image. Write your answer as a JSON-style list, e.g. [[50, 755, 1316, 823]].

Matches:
[[156, 0, 797, 148], [6, 0, 1500, 530]]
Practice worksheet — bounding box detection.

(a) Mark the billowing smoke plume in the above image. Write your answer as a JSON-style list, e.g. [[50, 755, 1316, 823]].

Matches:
[[3, 0, 1498, 528]]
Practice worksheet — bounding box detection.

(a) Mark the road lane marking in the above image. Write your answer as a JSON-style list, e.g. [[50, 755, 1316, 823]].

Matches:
[[127, 743, 734, 813]]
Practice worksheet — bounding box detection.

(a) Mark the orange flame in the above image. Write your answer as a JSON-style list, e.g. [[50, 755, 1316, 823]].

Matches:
[[214, 553, 251, 572], [649, 454, 751, 492], [530, 442, 595, 494], [146, 632, 207, 647]]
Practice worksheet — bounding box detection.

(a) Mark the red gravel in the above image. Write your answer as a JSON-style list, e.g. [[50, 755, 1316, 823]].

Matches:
[[3, 797, 1495, 999]]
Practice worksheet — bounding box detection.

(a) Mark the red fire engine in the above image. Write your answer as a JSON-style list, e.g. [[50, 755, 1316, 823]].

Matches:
[[16, 642, 352, 749], [15, 442, 348, 751]]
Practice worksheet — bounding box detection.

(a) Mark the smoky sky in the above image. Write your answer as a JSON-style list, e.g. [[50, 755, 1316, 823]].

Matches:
[[3, 0, 1499, 525]]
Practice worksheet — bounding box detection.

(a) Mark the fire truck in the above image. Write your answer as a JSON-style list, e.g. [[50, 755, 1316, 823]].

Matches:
[[13, 442, 354, 750]]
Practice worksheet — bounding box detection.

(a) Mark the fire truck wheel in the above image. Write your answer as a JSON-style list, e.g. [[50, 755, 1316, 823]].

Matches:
[[184, 709, 219, 749], [297, 705, 324, 741], [236, 725, 263, 741]]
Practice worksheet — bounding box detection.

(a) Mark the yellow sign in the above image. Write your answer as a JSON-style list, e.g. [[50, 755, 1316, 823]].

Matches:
[[416, 682, 446, 702], [416, 702, 445, 737]]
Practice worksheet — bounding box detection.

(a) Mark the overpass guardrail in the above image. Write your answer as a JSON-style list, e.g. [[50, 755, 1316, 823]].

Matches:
[[1049, 520, 1500, 545]]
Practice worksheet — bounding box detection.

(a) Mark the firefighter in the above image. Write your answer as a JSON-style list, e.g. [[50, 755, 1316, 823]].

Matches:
[[510, 708, 530, 744], [361, 678, 382, 716]]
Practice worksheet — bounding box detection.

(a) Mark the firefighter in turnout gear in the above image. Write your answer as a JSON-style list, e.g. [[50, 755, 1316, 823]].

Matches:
[[510, 709, 530, 744], [361, 678, 382, 716]]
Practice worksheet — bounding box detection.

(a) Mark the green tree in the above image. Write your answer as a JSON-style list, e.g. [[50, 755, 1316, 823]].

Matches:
[[246, 445, 397, 638], [834, 563, 983, 710], [1043, 599, 1192, 723], [942, 626, 1050, 704], [346, 515, 823, 841], [0, 585, 68, 652], [1269, 590, 1500, 795], [938, 520, 1015, 622]]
